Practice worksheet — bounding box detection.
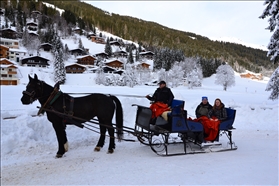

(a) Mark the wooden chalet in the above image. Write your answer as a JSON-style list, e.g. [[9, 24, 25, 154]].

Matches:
[[0, 58, 18, 85], [240, 73, 263, 80], [91, 36, 105, 44], [139, 51, 154, 60], [0, 37, 19, 49], [138, 62, 151, 69], [94, 52, 108, 59], [70, 48, 86, 56], [26, 21, 38, 31], [113, 50, 127, 58], [0, 28, 18, 39], [28, 31, 39, 38], [73, 28, 82, 35], [21, 56, 50, 67], [110, 41, 121, 47], [8, 48, 27, 63], [76, 55, 96, 65], [65, 63, 86, 73], [40, 43, 52, 51], [104, 59, 124, 69], [87, 32, 96, 39], [0, 45, 9, 58]]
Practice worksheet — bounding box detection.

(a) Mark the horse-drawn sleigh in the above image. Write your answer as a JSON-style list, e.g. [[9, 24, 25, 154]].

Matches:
[[21, 74, 237, 158]]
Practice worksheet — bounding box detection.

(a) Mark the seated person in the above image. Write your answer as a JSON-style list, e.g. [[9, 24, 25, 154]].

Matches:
[[195, 96, 213, 119], [208, 98, 227, 121], [146, 80, 174, 120]]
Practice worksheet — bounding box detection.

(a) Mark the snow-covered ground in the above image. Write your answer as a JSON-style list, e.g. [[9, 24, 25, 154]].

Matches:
[[1, 68, 278, 185]]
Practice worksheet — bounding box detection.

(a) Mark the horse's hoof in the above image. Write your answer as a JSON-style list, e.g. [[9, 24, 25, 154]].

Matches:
[[107, 149, 114, 154], [56, 154, 63, 158], [94, 146, 101, 152], [64, 141, 69, 152]]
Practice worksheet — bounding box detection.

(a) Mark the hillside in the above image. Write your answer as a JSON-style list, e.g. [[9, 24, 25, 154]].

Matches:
[[39, 0, 274, 74], [2, 0, 275, 76]]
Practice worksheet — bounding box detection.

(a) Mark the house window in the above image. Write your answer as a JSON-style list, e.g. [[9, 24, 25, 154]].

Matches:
[[9, 75, 12, 77], [9, 69, 12, 71], [1, 74, 7, 77]]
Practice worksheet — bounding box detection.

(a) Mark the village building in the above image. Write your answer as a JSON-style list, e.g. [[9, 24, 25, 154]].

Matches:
[[26, 21, 38, 31], [76, 55, 96, 65], [8, 48, 27, 63], [139, 51, 154, 60], [65, 63, 86, 73], [0, 37, 19, 49], [69, 48, 87, 56], [40, 43, 52, 52], [21, 56, 50, 68], [94, 52, 108, 59], [104, 59, 124, 71], [110, 41, 122, 47], [0, 44, 9, 58], [0, 58, 19, 85], [0, 28, 18, 39], [90, 36, 105, 44], [113, 50, 127, 58], [240, 73, 263, 80]]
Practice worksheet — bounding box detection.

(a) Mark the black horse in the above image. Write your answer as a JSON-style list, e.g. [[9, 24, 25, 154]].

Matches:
[[21, 74, 123, 158]]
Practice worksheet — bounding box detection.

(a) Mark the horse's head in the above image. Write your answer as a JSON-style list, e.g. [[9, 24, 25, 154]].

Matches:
[[21, 74, 44, 105]]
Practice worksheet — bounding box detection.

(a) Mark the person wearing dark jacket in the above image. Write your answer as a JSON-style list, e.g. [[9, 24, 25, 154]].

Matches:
[[195, 96, 213, 119], [146, 80, 174, 119], [209, 98, 227, 121], [146, 81, 174, 107]]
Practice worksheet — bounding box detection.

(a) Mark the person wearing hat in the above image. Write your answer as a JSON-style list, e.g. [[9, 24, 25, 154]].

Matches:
[[195, 96, 213, 119], [146, 80, 174, 119]]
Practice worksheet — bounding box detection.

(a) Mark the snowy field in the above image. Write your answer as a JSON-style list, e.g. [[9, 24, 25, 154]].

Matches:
[[1, 68, 278, 185]]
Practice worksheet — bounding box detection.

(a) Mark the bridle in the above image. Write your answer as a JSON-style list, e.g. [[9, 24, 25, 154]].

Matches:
[[22, 80, 45, 103]]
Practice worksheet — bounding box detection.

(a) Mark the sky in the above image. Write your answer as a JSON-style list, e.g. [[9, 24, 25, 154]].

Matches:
[[85, 1, 271, 49], [1, 28, 278, 185]]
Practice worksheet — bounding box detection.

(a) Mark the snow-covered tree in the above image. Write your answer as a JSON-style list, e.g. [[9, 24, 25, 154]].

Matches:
[[259, 0, 279, 64], [187, 66, 203, 89], [266, 67, 279, 100], [54, 48, 66, 84], [260, 0, 279, 100], [123, 66, 138, 87], [95, 66, 106, 85], [52, 35, 66, 84], [168, 62, 184, 88], [215, 63, 235, 91]]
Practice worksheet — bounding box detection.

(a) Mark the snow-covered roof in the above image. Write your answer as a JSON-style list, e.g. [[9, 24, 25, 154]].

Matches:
[[9, 48, 27, 53], [76, 55, 95, 59]]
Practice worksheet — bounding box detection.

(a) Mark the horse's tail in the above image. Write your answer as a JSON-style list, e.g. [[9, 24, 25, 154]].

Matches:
[[111, 95, 123, 140]]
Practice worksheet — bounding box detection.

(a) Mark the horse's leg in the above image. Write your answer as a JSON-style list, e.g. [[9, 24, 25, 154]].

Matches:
[[107, 125, 115, 154], [52, 121, 67, 158], [94, 125, 106, 151]]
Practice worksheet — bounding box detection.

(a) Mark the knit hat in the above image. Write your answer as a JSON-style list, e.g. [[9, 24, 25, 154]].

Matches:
[[202, 96, 208, 101]]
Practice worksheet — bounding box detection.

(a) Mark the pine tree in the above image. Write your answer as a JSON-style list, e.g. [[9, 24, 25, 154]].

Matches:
[[260, 0, 279, 100], [52, 35, 66, 84], [215, 63, 235, 91], [104, 38, 112, 57], [259, 0, 279, 64], [266, 67, 279, 100], [127, 49, 134, 64]]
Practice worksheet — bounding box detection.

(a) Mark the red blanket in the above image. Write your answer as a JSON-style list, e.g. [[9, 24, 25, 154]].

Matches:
[[150, 102, 170, 118], [189, 116, 220, 141]]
